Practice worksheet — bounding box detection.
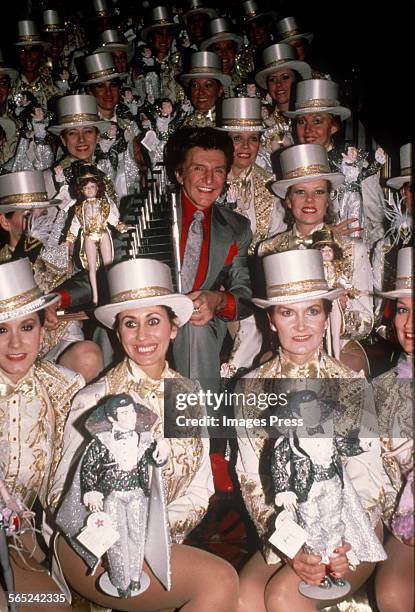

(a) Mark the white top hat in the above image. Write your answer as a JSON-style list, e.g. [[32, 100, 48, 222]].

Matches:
[[275, 16, 313, 45], [15, 20, 48, 48], [95, 259, 194, 329], [269, 144, 344, 199], [0, 258, 59, 323], [89, 0, 111, 19], [48, 95, 112, 135], [376, 247, 413, 299], [182, 1, 217, 26], [94, 30, 134, 62], [200, 17, 243, 51], [177, 51, 231, 88], [255, 43, 311, 89], [216, 97, 264, 132], [0, 171, 61, 213], [42, 10, 66, 33], [242, 1, 277, 25], [253, 249, 345, 308], [79, 52, 127, 86], [387, 144, 412, 190], [140, 6, 178, 43], [0, 49, 18, 82], [284, 79, 351, 120]]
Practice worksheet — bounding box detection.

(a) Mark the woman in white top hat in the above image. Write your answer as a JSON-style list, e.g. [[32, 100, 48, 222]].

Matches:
[[51, 258, 239, 611], [216, 96, 285, 374], [177, 51, 230, 128], [254, 43, 312, 168], [373, 247, 413, 612], [289, 78, 385, 250], [259, 143, 374, 375], [235, 248, 384, 611], [0, 170, 103, 383], [0, 258, 84, 603]]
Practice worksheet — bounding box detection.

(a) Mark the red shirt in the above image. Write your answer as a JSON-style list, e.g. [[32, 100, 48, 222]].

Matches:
[[180, 191, 236, 320]]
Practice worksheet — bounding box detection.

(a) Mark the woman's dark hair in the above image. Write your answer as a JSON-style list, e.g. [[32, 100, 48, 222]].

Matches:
[[114, 304, 178, 330], [322, 299, 333, 316], [164, 127, 234, 185], [37, 309, 45, 326], [282, 180, 336, 228]]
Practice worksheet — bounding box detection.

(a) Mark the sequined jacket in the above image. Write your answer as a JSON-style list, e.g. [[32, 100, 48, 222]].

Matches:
[[270, 428, 363, 503], [235, 350, 383, 562], [50, 358, 213, 544], [258, 224, 374, 342], [373, 356, 413, 538], [0, 362, 84, 509]]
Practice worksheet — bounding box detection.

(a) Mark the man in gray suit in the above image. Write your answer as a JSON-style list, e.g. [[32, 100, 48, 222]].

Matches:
[[165, 128, 252, 390]]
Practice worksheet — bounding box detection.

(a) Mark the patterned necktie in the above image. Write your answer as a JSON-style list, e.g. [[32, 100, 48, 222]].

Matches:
[[181, 211, 204, 293]]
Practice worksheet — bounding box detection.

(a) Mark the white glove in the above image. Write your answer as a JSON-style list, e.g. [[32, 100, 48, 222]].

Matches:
[[83, 491, 104, 512], [275, 491, 298, 513]]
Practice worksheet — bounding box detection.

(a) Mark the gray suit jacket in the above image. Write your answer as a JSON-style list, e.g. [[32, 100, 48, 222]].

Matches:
[[173, 199, 253, 386]]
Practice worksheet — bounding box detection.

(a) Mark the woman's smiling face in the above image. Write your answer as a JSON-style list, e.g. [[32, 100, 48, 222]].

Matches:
[[116, 306, 177, 379]]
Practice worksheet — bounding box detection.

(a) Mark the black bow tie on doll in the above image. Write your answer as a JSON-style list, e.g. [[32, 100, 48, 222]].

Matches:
[[306, 424, 325, 436], [114, 430, 135, 441]]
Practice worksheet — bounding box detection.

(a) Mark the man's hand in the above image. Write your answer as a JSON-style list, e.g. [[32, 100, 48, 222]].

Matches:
[[332, 218, 363, 237], [290, 549, 326, 585], [188, 290, 226, 326], [44, 302, 60, 331]]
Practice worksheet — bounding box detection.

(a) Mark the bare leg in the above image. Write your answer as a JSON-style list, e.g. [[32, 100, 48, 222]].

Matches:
[[375, 534, 414, 612], [238, 550, 282, 612], [98, 233, 113, 268], [0, 545, 67, 612], [84, 237, 98, 305], [264, 522, 383, 611], [58, 341, 103, 383], [57, 537, 239, 612]]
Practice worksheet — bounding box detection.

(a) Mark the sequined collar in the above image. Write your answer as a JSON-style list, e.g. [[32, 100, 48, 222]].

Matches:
[[279, 349, 321, 378]]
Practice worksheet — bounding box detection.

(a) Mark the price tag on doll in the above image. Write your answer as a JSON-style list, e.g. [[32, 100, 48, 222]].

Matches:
[[269, 510, 308, 559], [77, 512, 120, 558]]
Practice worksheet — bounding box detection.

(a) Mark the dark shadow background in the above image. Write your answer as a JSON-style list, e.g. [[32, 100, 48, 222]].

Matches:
[[1, 0, 411, 172]]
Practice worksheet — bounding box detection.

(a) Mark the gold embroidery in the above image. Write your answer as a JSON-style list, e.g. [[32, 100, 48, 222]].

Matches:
[[112, 287, 172, 303], [0, 287, 42, 310], [0, 192, 49, 205], [284, 164, 330, 179]]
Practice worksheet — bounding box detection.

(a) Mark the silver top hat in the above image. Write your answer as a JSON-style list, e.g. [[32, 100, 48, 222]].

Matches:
[[376, 247, 413, 298], [15, 20, 48, 48], [242, 1, 277, 24], [79, 52, 127, 85], [141, 6, 178, 43], [0, 170, 61, 213], [275, 16, 313, 44], [94, 29, 134, 62], [42, 10, 66, 33], [253, 249, 345, 308], [90, 0, 111, 19], [387, 143, 412, 190], [177, 51, 231, 88], [48, 94, 112, 135], [95, 259, 194, 329], [200, 17, 243, 51], [0, 49, 18, 82], [270, 143, 344, 199], [216, 97, 264, 132], [255, 43, 311, 89], [285, 79, 351, 120], [182, 1, 217, 25], [0, 258, 59, 323]]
